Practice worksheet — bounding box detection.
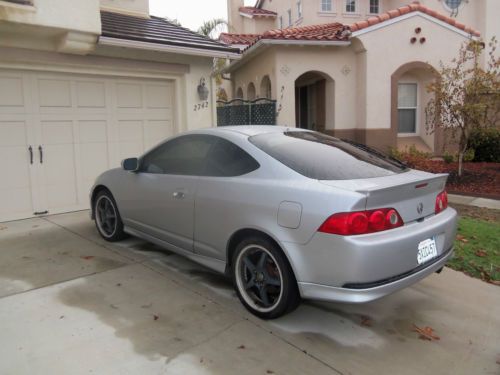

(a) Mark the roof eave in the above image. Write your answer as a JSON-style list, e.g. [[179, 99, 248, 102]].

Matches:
[[99, 36, 242, 59], [224, 38, 350, 73]]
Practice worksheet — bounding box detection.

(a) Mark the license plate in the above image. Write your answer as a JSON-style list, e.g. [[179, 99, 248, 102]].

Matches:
[[417, 238, 438, 265]]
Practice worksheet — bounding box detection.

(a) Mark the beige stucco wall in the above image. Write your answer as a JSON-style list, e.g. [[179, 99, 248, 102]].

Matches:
[[100, 0, 149, 17], [358, 13, 470, 133]]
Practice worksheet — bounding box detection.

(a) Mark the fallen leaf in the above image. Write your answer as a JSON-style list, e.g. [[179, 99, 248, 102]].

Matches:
[[200, 358, 204, 363], [59, 315, 64, 319], [474, 250, 487, 257], [266, 371, 275, 374], [0, 226, 7, 231], [116, 283, 122, 287], [110, 304, 118, 309], [237, 345, 246, 349], [153, 315, 159, 321], [360, 315, 373, 327], [81, 256, 95, 260], [141, 303, 152, 309], [456, 234, 465, 241], [412, 324, 440, 341]]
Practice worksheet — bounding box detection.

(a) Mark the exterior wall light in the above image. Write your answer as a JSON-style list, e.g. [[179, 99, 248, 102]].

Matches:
[[198, 78, 209, 101]]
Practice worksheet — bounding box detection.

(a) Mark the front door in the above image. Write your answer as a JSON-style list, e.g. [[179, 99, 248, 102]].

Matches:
[[120, 134, 216, 251]]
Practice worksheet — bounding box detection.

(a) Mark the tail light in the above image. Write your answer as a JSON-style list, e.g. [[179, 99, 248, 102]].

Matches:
[[435, 190, 448, 214], [318, 208, 403, 236]]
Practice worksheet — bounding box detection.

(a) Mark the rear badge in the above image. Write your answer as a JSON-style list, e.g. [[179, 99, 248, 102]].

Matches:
[[417, 202, 424, 215]]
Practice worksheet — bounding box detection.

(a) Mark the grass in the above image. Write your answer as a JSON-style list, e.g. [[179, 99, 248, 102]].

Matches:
[[446, 216, 500, 284]]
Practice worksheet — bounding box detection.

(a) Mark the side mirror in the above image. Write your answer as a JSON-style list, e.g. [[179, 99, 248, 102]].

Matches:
[[122, 157, 139, 172]]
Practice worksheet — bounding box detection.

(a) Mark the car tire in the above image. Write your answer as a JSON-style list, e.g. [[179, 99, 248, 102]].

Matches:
[[232, 236, 300, 319], [94, 190, 127, 242]]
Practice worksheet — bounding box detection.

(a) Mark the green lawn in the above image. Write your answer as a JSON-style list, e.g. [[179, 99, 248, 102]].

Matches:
[[447, 217, 500, 283]]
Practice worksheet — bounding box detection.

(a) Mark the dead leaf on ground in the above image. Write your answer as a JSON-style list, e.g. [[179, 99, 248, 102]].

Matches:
[[141, 303, 152, 309], [237, 345, 246, 349], [0, 226, 7, 230], [474, 250, 487, 257], [153, 314, 159, 321], [360, 315, 373, 327], [80, 255, 95, 260], [412, 324, 440, 341], [266, 371, 275, 374]]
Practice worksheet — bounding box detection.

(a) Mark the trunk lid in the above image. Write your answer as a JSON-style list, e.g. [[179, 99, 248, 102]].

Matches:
[[320, 170, 448, 223]]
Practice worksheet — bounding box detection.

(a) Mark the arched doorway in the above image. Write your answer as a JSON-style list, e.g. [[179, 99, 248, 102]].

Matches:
[[247, 82, 256, 100], [260, 75, 272, 99], [235, 87, 244, 99], [294, 71, 334, 131]]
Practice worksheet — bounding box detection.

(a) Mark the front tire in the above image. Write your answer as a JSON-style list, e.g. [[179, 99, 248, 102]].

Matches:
[[94, 190, 126, 242], [232, 236, 300, 319]]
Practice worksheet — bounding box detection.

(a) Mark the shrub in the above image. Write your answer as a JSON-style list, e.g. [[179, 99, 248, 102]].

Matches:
[[443, 152, 455, 164], [469, 128, 500, 162]]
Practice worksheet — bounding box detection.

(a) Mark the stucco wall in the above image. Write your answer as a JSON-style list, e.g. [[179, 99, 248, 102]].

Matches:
[[100, 0, 149, 17], [357, 14, 470, 132]]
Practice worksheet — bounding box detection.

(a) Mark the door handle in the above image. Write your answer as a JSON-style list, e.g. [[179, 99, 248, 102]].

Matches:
[[172, 191, 185, 199], [38, 145, 43, 164], [28, 146, 33, 164]]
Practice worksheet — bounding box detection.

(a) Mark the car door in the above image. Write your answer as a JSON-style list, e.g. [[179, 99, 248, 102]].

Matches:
[[194, 137, 261, 260], [122, 135, 215, 251]]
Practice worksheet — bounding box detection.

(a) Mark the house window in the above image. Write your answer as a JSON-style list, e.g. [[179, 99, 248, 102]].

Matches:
[[297, 1, 302, 18], [369, 0, 379, 14], [345, 0, 357, 13], [287, 9, 292, 26], [279, 16, 283, 29], [398, 83, 418, 134], [444, 0, 462, 10], [320, 0, 332, 12]]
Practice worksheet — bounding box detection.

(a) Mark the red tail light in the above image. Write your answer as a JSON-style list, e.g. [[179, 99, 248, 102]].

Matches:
[[318, 208, 403, 236], [435, 190, 448, 214]]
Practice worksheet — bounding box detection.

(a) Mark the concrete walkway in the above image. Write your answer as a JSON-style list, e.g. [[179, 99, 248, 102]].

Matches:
[[448, 193, 500, 210], [0, 211, 499, 375]]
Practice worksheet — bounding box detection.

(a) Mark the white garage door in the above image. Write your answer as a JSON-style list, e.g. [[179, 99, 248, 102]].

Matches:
[[0, 69, 175, 222]]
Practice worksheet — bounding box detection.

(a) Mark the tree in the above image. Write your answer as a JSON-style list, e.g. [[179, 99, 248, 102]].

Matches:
[[197, 18, 227, 39], [426, 37, 500, 177]]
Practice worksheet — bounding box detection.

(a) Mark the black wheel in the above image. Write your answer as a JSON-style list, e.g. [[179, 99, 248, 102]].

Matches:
[[94, 190, 126, 242], [232, 236, 300, 319]]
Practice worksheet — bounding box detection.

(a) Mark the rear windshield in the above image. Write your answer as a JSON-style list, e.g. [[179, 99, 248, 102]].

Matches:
[[249, 131, 408, 180]]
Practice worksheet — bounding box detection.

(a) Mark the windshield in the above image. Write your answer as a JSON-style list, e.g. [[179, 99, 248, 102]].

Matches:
[[249, 131, 408, 180]]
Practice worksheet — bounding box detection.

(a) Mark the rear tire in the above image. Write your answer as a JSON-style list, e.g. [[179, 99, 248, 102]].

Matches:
[[94, 190, 126, 242], [232, 236, 300, 319]]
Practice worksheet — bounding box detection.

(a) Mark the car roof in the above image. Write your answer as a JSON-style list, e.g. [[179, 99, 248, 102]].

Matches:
[[212, 126, 310, 137]]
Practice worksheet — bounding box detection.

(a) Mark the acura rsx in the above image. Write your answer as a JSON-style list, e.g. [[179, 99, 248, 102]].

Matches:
[[90, 126, 457, 319]]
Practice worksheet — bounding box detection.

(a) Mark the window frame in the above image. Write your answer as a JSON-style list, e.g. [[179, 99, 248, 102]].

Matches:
[[397, 82, 419, 136], [297, 0, 303, 19], [279, 15, 283, 29], [320, 0, 333, 13], [369, 0, 379, 14], [287, 8, 292, 26], [344, 0, 358, 14]]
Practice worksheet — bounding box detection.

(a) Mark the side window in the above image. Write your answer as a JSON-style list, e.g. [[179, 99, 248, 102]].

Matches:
[[205, 138, 260, 177], [140, 135, 215, 175]]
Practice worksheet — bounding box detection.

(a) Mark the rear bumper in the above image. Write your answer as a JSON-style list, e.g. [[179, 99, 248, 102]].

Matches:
[[298, 246, 454, 303]]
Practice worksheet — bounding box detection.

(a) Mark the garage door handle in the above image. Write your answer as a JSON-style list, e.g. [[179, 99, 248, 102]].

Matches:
[[28, 146, 33, 164], [38, 145, 43, 164]]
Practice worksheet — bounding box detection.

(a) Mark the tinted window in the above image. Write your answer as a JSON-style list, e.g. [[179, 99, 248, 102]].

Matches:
[[205, 138, 260, 177], [140, 135, 214, 175], [249, 131, 407, 180]]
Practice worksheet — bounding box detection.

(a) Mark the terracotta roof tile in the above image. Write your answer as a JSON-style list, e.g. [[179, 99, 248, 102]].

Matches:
[[239, 6, 277, 17], [220, 22, 350, 48], [351, 1, 480, 37]]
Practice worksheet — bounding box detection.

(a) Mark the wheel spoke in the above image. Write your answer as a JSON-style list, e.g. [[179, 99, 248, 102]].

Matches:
[[257, 252, 267, 269], [266, 276, 281, 286], [258, 286, 270, 306], [243, 257, 256, 273], [244, 278, 255, 290]]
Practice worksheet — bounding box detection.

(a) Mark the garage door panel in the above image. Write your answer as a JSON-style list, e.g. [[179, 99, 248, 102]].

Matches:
[[0, 146, 31, 190], [146, 84, 173, 109], [116, 83, 143, 108], [78, 120, 107, 143], [37, 79, 72, 108], [81, 142, 109, 181], [0, 76, 25, 108], [76, 81, 106, 108], [144, 120, 173, 149], [40, 120, 73, 145]]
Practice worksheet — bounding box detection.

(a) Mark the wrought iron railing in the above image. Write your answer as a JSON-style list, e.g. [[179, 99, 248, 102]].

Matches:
[[217, 98, 277, 126]]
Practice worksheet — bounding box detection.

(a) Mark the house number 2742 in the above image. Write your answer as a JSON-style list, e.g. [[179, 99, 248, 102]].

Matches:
[[194, 101, 209, 111]]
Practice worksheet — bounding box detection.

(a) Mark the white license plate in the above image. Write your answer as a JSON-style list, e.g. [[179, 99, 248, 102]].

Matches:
[[417, 238, 438, 265]]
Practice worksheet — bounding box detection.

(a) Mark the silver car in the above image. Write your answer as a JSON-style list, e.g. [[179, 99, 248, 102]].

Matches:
[[90, 126, 457, 319]]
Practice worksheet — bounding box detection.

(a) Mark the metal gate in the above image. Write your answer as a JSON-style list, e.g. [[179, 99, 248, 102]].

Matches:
[[217, 98, 276, 126]]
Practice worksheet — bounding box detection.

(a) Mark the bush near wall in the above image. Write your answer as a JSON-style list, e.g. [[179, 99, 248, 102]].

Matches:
[[469, 128, 500, 162]]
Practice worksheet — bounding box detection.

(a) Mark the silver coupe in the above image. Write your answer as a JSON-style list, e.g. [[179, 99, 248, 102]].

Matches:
[[91, 126, 457, 319]]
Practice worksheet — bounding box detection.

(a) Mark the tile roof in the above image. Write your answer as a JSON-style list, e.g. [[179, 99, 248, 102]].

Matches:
[[350, 1, 480, 37], [220, 23, 350, 48], [239, 6, 277, 17], [100, 11, 239, 53]]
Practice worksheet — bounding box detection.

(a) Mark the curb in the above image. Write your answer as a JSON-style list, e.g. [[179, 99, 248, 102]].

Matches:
[[448, 194, 500, 210]]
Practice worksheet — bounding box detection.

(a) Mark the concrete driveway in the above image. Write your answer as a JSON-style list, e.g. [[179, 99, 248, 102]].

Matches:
[[0, 211, 499, 375]]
